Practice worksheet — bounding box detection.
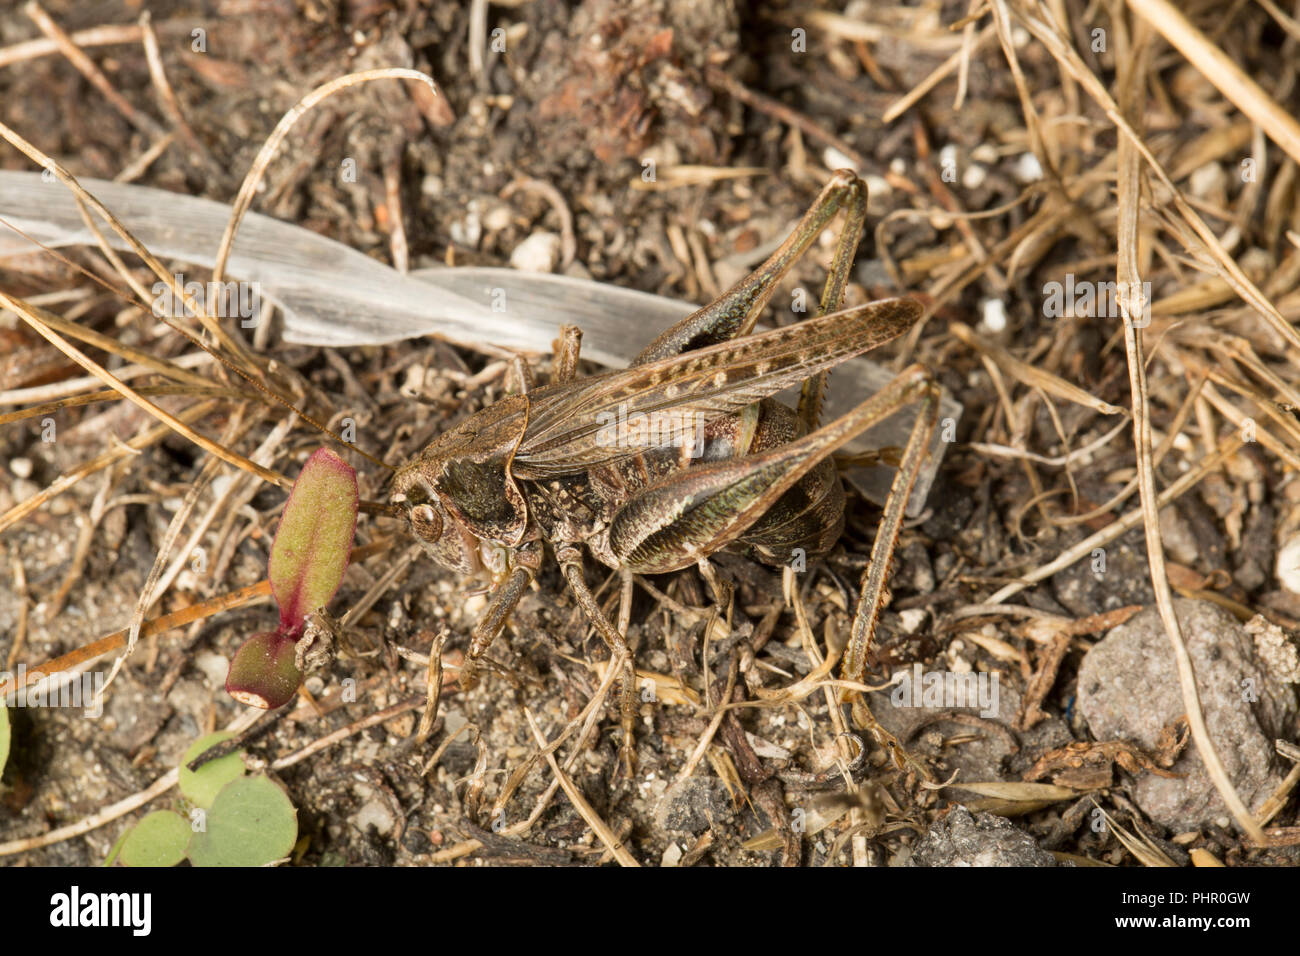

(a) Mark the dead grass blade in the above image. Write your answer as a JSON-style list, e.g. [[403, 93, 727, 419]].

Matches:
[[951, 321, 1127, 416], [212, 68, 440, 285], [1094, 805, 1178, 867], [0, 291, 291, 490], [1126, 0, 1300, 165], [1112, 14, 1265, 845]]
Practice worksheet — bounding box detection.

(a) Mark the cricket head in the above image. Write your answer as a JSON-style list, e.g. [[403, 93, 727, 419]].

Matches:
[[390, 395, 530, 573]]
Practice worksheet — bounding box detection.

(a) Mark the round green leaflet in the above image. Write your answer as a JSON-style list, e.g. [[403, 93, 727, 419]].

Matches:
[[187, 775, 298, 867], [120, 811, 191, 868]]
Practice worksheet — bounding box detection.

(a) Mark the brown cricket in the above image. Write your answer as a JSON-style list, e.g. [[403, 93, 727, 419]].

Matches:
[[389, 170, 940, 773]]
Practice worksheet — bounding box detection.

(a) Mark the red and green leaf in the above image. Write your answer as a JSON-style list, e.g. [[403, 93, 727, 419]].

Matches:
[[267, 448, 358, 634]]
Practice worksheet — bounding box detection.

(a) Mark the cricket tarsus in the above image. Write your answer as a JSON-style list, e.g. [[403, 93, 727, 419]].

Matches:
[[390, 171, 938, 779]]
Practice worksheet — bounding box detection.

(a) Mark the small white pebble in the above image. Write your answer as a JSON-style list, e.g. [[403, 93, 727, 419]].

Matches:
[[823, 146, 859, 173], [443, 709, 468, 737], [193, 651, 229, 689], [1013, 152, 1043, 182], [1275, 534, 1300, 594], [9, 457, 32, 479], [661, 843, 684, 867], [509, 231, 561, 273], [352, 799, 396, 837], [11, 479, 38, 503], [899, 608, 928, 634], [450, 210, 482, 248], [961, 163, 987, 190], [980, 297, 1008, 334], [481, 202, 514, 232], [1189, 161, 1226, 199]]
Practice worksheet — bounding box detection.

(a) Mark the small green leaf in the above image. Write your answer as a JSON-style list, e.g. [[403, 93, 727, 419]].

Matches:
[[225, 630, 302, 710], [268, 448, 358, 633], [0, 705, 9, 777], [179, 732, 246, 808], [120, 811, 191, 868], [188, 775, 298, 867]]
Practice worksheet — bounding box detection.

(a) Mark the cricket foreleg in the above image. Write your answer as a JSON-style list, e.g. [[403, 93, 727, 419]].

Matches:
[[458, 545, 540, 692]]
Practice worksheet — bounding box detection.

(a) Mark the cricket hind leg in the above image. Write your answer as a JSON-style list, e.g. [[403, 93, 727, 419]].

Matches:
[[632, 169, 868, 367], [629, 171, 868, 561], [608, 366, 937, 577], [839, 366, 941, 776]]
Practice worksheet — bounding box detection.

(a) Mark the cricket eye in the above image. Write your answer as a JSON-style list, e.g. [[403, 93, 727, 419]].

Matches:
[[409, 503, 442, 541]]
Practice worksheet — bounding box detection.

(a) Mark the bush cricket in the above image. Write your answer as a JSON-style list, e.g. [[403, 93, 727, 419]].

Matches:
[[389, 170, 940, 774]]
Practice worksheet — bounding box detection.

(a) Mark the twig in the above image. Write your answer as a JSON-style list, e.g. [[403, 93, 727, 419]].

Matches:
[[383, 147, 409, 273], [0, 22, 142, 70], [271, 695, 424, 771], [138, 12, 215, 170], [5, 553, 29, 671], [23, 2, 163, 137], [883, 24, 996, 123], [523, 708, 640, 867], [415, 628, 448, 746], [706, 67, 870, 172]]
